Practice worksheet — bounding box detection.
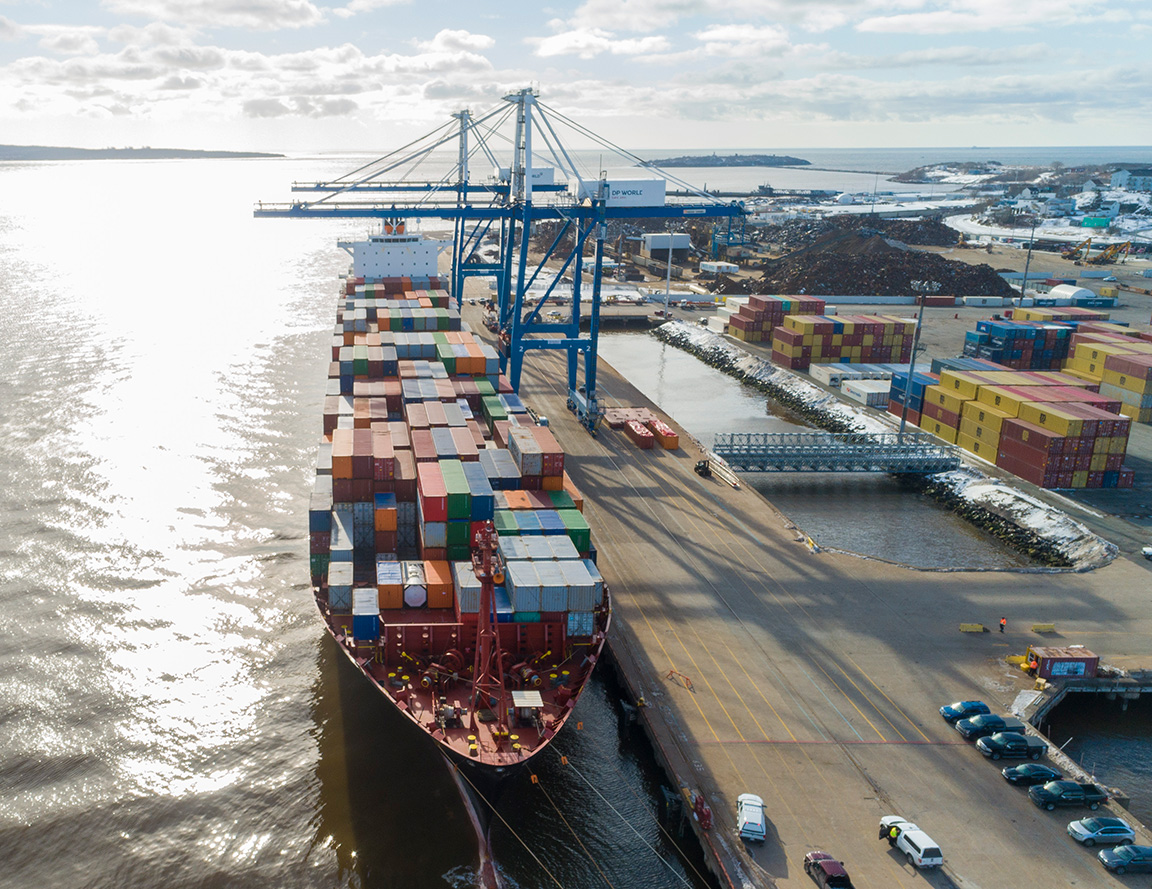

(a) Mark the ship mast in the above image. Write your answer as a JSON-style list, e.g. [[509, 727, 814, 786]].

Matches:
[[468, 522, 509, 746]]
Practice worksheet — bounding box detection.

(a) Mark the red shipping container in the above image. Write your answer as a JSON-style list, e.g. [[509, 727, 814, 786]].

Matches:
[[310, 531, 330, 554], [394, 451, 417, 502], [417, 462, 448, 522], [1086, 472, 1104, 489], [332, 428, 355, 479], [520, 475, 542, 490], [352, 429, 373, 478], [451, 426, 479, 462], [411, 428, 437, 464], [387, 420, 411, 451], [529, 425, 566, 476], [372, 430, 395, 480], [920, 402, 960, 428], [351, 479, 374, 502], [406, 401, 429, 429], [375, 530, 397, 553]]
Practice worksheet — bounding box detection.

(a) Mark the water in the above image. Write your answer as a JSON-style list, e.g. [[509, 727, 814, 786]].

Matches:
[[596, 333, 1031, 569], [0, 158, 708, 889], [1044, 696, 1152, 824]]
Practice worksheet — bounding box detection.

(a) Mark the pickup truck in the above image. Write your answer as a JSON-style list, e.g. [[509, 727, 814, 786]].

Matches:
[[1028, 780, 1109, 811], [975, 731, 1048, 761], [955, 713, 1026, 741]]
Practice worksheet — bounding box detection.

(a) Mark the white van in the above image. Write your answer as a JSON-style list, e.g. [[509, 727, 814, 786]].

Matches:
[[736, 793, 766, 842], [879, 815, 943, 869]]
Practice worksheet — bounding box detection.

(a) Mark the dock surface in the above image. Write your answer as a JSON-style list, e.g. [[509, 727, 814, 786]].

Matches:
[[510, 340, 1152, 888]]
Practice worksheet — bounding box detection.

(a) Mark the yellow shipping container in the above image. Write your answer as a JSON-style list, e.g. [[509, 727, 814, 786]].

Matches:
[[976, 385, 1029, 417], [1065, 355, 1104, 380], [960, 400, 1012, 431], [1060, 367, 1104, 385], [1102, 368, 1152, 393], [925, 384, 969, 415], [1119, 404, 1152, 423], [959, 414, 1002, 444], [1090, 453, 1108, 472], [1017, 402, 1083, 437], [957, 432, 996, 461], [920, 418, 958, 444], [939, 370, 986, 400], [1072, 471, 1090, 488], [862, 335, 874, 346]]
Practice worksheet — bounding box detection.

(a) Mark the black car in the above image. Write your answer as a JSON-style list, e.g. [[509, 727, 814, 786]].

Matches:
[[1099, 844, 1152, 874], [1002, 763, 1062, 786], [939, 700, 990, 723], [975, 731, 1048, 761], [955, 713, 1026, 741]]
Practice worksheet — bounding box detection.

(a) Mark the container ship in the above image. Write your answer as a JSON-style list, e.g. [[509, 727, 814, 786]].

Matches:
[[307, 221, 611, 777]]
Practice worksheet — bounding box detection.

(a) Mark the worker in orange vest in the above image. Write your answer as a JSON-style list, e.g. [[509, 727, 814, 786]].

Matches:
[[999, 617, 1007, 633]]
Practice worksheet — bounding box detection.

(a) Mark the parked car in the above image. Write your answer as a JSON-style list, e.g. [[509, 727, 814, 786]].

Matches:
[[1002, 763, 1063, 786], [976, 731, 1048, 761], [1028, 781, 1109, 811], [1068, 816, 1136, 847], [955, 713, 1026, 741], [737, 793, 766, 842], [939, 700, 990, 723], [878, 816, 943, 869], [1099, 844, 1152, 874], [803, 850, 854, 888]]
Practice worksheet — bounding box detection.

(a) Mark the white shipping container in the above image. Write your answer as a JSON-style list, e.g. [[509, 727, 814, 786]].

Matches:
[[707, 316, 728, 334], [962, 296, 1008, 307], [569, 178, 666, 207], [841, 379, 891, 407], [701, 261, 739, 274], [353, 588, 378, 615], [724, 296, 750, 312], [535, 561, 569, 612], [506, 561, 542, 612]]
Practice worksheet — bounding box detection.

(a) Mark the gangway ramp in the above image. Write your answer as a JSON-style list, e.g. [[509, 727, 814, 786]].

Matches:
[[712, 431, 961, 473]]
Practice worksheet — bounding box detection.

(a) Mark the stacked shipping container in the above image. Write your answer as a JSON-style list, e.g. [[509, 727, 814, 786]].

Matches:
[[772, 315, 916, 371], [726, 294, 826, 343], [917, 367, 1133, 488], [309, 274, 603, 652], [1062, 330, 1152, 424]]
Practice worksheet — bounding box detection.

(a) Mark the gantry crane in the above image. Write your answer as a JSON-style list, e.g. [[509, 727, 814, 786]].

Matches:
[[255, 88, 744, 433]]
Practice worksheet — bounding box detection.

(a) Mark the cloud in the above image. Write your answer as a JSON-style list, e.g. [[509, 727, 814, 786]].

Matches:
[[693, 23, 790, 57], [825, 42, 1055, 69], [35, 28, 102, 56], [416, 29, 495, 53], [243, 95, 358, 117], [856, 0, 1102, 34], [530, 28, 671, 59], [0, 16, 20, 41], [160, 75, 203, 89], [332, 0, 408, 19], [103, 0, 325, 30]]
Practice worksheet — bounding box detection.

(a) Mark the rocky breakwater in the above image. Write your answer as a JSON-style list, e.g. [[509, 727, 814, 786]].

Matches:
[[654, 320, 1117, 571]]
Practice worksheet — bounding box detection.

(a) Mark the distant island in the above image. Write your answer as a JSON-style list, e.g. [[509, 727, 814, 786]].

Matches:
[[0, 144, 284, 161], [644, 153, 810, 168]]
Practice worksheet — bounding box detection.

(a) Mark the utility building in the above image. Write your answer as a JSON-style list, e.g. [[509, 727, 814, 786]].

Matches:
[[640, 232, 691, 264]]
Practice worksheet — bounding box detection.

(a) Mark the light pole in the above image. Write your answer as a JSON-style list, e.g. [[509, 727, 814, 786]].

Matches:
[[1019, 215, 1038, 303], [664, 230, 673, 320], [900, 279, 940, 443]]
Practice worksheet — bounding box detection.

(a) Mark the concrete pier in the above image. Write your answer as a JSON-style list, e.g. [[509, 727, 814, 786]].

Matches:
[[507, 340, 1152, 889]]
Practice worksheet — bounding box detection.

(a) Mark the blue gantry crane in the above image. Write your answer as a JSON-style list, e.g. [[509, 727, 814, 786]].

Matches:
[[255, 88, 744, 433]]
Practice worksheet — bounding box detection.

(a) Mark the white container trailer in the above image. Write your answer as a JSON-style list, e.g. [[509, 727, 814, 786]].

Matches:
[[707, 316, 728, 334], [810, 364, 864, 388], [962, 296, 1008, 307], [841, 378, 891, 407]]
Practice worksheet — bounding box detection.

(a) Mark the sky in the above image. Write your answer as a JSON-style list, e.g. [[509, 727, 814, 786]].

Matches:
[[2, 0, 1151, 152]]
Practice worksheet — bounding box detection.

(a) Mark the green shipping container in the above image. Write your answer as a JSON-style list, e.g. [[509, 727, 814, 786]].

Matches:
[[494, 510, 519, 536], [546, 491, 576, 511], [559, 509, 591, 552], [446, 519, 471, 546], [475, 379, 495, 398], [513, 612, 542, 623], [435, 307, 450, 330], [353, 344, 369, 376], [440, 459, 471, 519], [436, 343, 456, 375], [310, 553, 330, 576], [447, 544, 472, 561]]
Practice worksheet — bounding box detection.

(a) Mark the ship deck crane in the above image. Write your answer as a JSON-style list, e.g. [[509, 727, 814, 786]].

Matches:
[[255, 89, 744, 433]]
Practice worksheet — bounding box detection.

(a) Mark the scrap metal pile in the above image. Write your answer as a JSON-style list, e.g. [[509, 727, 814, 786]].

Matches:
[[720, 226, 1016, 297]]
